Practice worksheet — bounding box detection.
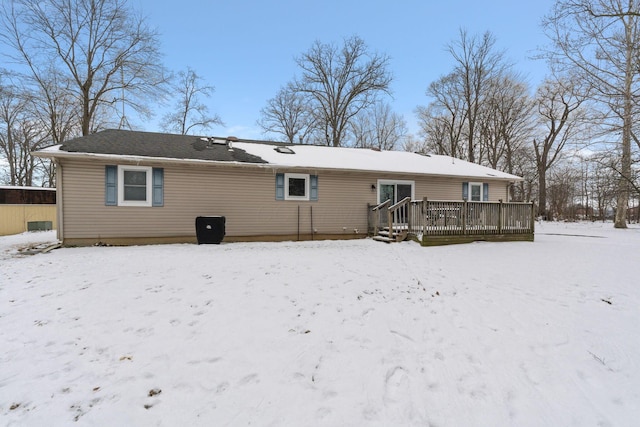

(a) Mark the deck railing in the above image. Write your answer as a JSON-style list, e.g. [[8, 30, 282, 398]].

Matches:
[[387, 197, 411, 239], [370, 199, 391, 236], [370, 197, 411, 240], [417, 199, 534, 236], [370, 198, 534, 240]]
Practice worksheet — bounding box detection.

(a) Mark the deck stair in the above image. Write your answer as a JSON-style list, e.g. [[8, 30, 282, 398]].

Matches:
[[370, 197, 412, 243], [373, 227, 408, 243]]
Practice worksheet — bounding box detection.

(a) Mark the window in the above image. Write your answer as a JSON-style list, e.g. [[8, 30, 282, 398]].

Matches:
[[105, 165, 164, 207], [275, 146, 295, 154], [462, 182, 489, 201], [287, 174, 307, 198], [470, 182, 482, 201], [276, 173, 318, 201], [123, 169, 148, 201], [118, 166, 152, 206]]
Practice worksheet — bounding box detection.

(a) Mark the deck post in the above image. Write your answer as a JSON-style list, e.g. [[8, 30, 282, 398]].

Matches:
[[423, 197, 428, 233], [531, 202, 535, 234], [498, 199, 503, 234], [462, 199, 467, 234]]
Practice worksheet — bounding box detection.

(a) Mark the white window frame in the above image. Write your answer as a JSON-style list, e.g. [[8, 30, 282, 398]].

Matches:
[[284, 173, 310, 201], [377, 179, 415, 204], [118, 165, 153, 207], [469, 182, 483, 202]]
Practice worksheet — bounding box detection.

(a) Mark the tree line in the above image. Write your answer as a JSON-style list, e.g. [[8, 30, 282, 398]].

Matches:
[[0, 0, 638, 227], [0, 0, 221, 187]]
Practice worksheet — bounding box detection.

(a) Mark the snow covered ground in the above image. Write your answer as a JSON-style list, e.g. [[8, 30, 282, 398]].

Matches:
[[1, 222, 639, 426]]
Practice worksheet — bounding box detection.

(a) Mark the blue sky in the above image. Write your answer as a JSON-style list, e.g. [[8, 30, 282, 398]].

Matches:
[[136, 0, 555, 138]]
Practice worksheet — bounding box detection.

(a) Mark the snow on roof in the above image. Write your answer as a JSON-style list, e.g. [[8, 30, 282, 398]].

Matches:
[[34, 130, 522, 181], [235, 143, 522, 180], [0, 185, 56, 191]]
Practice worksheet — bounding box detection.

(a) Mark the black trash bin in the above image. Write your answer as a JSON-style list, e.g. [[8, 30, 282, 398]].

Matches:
[[195, 216, 225, 244]]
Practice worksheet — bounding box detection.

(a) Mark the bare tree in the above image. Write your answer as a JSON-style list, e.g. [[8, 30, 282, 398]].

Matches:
[[401, 134, 428, 154], [479, 73, 534, 171], [258, 84, 315, 143], [420, 29, 510, 163], [547, 164, 580, 220], [293, 36, 392, 147], [350, 102, 407, 150], [447, 29, 508, 163], [510, 148, 538, 202], [419, 73, 467, 157], [542, 0, 640, 228], [533, 76, 586, 219], [0, 78, 49, 186], [589, 154, 619, 220], [1, 0, 169, 136], [161, 67, 223, 135]]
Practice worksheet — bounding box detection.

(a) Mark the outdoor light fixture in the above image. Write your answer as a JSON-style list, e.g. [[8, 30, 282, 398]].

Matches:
[[371, 184, 376, 191]]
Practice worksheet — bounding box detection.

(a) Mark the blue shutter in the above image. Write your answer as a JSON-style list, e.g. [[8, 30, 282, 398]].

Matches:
[[483, 183, 489, 201], [310, 175, 318, 201], [462, 182, 469, 201], [152, 168, 164, 207], [105, 165, 117, 206], [275, 173, 285, 200]]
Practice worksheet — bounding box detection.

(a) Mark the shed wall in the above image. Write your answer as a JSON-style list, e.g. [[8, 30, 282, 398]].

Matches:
[[0, 205, 57, 236]]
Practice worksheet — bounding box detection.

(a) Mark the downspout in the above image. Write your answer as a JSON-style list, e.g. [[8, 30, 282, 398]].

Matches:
[[56, 160, 64, 242], [310, 206, 314, 241], [297, 205, 300, 241]]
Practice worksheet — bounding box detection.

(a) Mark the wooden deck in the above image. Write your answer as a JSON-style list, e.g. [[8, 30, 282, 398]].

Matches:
[[370, 198, 534, 246]]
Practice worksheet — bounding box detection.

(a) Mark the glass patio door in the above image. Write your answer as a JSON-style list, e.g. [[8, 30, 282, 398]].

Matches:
[[380, 184, 395, 205], [378, 181, 413, 204], [378, 181, 414, 224], [397, 184, 412, 202]]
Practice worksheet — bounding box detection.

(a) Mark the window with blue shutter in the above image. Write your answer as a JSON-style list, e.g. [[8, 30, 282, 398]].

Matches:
[[466, 182, 485, 201], [105, 165, 117, 206], [106, 165, 163, 207], [275, 173, 285, 200], [310, 175, 318, 201], [152, 168, 164, 207], [276, 173, 316, 201]]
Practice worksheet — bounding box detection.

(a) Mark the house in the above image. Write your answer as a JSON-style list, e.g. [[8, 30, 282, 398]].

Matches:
[[0, 186, 57, 236], [33, 129, 530, 246]]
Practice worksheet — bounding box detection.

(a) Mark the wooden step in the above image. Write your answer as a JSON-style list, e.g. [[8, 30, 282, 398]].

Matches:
[[373, 230, 409, 243], [372, 235, 395, 243]]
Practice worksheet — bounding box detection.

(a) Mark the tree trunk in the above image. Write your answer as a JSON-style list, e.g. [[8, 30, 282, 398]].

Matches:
[[538, 171, 547, 219], [81, 88, 91, 136], [615, 15, 634, 229]]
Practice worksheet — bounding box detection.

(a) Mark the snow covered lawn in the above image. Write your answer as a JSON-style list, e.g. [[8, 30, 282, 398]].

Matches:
[[1, 223, 639, 426]]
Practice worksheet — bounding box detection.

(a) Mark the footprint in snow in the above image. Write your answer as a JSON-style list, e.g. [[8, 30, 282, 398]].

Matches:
[[238, 373, 259, 386], [216, 381, 229, 393], [384, 366, 409, 403]]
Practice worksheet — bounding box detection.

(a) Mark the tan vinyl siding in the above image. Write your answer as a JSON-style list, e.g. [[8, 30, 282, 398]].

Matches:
[[416, 176, 508, 202], [59, 158, 512, 243]]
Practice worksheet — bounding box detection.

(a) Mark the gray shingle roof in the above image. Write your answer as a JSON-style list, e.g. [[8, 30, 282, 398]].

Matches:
[[43, 129, 522, 181], [60, 129, 268, 163]]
